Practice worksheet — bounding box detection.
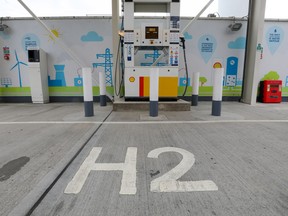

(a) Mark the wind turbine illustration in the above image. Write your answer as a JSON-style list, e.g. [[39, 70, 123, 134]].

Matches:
[[10, 50, 28, 87]]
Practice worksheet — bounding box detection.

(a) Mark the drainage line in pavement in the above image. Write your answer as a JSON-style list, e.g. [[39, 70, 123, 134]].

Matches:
[[26, 110, 113, 216]]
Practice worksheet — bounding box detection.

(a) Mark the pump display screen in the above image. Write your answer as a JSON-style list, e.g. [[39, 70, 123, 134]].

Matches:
[[145, 26, 159, 39]]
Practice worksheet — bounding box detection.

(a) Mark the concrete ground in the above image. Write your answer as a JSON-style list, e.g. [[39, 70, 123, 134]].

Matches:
[[1, 102, 288, 216]]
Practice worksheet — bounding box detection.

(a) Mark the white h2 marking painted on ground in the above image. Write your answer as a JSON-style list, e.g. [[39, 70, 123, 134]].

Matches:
[[148, 147, 218, 192], [64, 147, 137, 195], [65, 147, 218, 195]]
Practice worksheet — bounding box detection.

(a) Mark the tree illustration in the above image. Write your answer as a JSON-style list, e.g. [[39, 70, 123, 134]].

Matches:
[[261, 71, 280, 81], [199, 77, 207, 86]]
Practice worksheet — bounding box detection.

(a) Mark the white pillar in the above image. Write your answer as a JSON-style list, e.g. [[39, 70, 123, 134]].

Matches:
[[241, 0, 267, 105], [82, 67, 94, 117], [192, 72, 200, 106], [150, 68, 159, 117], [212, 68, 224, 116], [99, 71, 106, 106]]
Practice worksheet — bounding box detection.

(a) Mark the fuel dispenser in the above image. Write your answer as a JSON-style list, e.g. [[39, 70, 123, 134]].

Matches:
[[122, 0, 180, 100], [27, 48, 49, 103], [259, 80, 282, 103]]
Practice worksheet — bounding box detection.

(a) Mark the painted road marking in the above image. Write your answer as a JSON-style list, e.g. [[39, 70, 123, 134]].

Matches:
[[65, 147, 217, 195], [64, 147, 137, 195], [148, 147, 218, 192], [1, 119, 288, 125]]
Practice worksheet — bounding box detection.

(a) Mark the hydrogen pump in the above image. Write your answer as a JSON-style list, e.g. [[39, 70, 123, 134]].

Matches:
[[122, 0, 181, 100]]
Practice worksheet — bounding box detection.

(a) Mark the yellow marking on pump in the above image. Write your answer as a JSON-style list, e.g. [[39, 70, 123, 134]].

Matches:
[[142, 77, 178, 97], [144, 77, 150, 97], [159, 77, 178, 97]]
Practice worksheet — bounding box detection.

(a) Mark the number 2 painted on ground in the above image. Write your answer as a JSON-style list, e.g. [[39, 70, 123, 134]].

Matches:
[[65, 147, 218, 195], [148, 147, 218, 192]]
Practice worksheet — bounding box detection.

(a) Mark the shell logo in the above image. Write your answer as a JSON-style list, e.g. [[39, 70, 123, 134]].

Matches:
[[213, 62, 222, 69], [129, 76, 135, 83]]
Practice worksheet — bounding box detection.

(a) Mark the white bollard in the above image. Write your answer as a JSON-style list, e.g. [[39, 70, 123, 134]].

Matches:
[[99, 71, 106, 106], [82, 67, 94, 117], [192, 72, 200, 106], [150, 68, 159, 117], [212, 68, 224, 116]]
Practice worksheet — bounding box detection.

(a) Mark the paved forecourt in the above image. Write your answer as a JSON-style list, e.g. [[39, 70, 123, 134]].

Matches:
[[0, 103, 112, 216], [30, 106, 288, 216]]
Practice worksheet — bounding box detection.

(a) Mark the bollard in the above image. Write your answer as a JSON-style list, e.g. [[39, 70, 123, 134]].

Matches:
[[99, 71, 107, 106], [82, 67, 94, 117], [212, 68, 224, 116], [149, 68, 159, 117], [192, 72, 200, 106]]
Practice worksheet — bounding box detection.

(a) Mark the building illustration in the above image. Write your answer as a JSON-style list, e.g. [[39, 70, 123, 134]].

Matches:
[[48, 65, 67, 87]]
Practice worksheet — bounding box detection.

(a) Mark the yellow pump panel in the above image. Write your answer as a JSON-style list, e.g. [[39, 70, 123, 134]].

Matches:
[[141, 77, 178, 97]]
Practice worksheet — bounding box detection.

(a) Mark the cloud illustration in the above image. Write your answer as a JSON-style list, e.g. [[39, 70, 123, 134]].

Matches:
[[184, 32, 192, 40], [81, 31, 103, 42], [228, 37, 246, 49]]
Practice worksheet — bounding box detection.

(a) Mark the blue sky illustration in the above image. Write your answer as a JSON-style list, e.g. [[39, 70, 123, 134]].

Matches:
[[184, 32, 192, 40], [228, 37, 246, 49], [81, 31, 103, 42]]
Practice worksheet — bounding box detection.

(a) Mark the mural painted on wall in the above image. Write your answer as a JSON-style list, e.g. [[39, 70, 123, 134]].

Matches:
[[47, 28, 62, 42], [213, 61, 223, 69], [10, 50, 28, 87], [48, 65, 67, 87], [225, 57, 238, 87], [261, 71, 280, 81], [178, 68, 191, 87], [199, 77, 207, 86], [227, 37, 245, 87], [81, 31, 103, 42], [22, 34, 40, 51], [2, 18, 288, 98], [179, 77, 191, 87], [1, 77, 12, 87], [92, 48, 113, 86], [74, 75, 83, 87], [228, 37, 246, 49], [266, 26, 284, 55], [183, 32, 192, 40], [198, 35, 217, 64]]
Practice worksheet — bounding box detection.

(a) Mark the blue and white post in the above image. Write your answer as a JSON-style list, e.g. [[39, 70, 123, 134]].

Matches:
[[99, 71, 107, 106], [212, 68, 224, 116], [82, 67, 94, 117], [150, 68, 159, 117], [192, 72, 200, 106]]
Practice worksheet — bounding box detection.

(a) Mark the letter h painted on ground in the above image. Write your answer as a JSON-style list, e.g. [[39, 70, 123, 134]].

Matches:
[[64, 147, 137, 195]]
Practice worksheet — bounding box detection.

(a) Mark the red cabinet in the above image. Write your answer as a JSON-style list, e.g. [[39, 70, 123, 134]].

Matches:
[[259, 80, 282, 103]]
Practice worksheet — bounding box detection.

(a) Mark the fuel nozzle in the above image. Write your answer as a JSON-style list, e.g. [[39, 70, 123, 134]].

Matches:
[[180, 36, 186, 49]]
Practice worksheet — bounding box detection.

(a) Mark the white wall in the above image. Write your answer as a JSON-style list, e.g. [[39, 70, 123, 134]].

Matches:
[[1, 17, 288, 95]]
